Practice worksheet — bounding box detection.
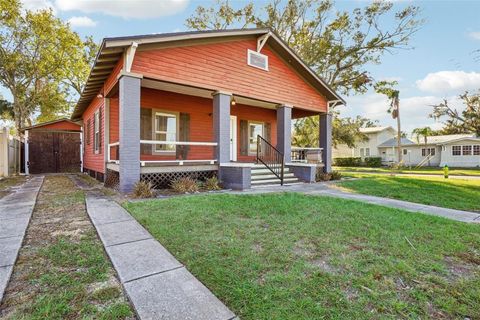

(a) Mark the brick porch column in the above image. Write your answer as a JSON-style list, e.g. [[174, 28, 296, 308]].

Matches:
[[276, 105, 292, 163], [119, 73, 141, 193], [319, 113, 332, 173], [212, 91, 231, 164]]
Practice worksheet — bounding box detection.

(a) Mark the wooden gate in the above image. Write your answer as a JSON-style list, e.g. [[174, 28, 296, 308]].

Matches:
[[28, 131, 81, 174]]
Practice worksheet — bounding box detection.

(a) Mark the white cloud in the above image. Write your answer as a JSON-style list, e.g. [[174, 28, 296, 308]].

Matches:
[[55, 0, 189, 19], [67, 16, 97, 27], [468, 31, 480, 40], [416, 71, 480, 94], [21, 0, 55, 13]]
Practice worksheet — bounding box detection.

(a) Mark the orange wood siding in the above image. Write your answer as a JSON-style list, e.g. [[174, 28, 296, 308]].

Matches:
[[231, 105, 276, 162], [107, 88, 277, 162], [131, 39, 327, 112], [83, 97, 105, 173], [34, 120, 81, 131]]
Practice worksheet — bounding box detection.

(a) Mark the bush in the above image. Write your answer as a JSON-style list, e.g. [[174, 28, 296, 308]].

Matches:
[[316, 172, 332, 181], [204, 176, 221, 191], [334, 157, 362, 167], [364, 157, 382, 167], [330, 171, 343, 180], [132, 181, 155, 198], [171, 177, 199, 193]]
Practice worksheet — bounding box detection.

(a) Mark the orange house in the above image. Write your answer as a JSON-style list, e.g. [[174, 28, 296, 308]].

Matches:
[[71, 29, 344, 192]]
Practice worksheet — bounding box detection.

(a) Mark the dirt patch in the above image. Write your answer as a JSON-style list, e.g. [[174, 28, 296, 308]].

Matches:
[[0, 175, 135, 319], [293, 239, 315, 258], [310, 257, 338, 274], [444, 256, 477, 281]]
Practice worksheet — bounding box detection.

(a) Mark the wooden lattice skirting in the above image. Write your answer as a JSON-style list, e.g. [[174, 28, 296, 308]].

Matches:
[[141, 170, 217, 189], [104, 169, 120, 190]]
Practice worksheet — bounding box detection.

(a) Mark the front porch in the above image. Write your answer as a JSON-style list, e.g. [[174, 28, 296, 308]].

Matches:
[[105, 75, 332, 192]]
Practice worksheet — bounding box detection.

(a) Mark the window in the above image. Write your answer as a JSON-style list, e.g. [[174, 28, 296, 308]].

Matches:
[[154, 112, 177, 152], [247, 49, 269, 71], [360, 148, 364, 157], [474, 145, 480, 156], [365, 148, 370, 157], [422, 148, 435, 157], [452, 145, 461, 156], [94, 111, 100, 153], [462, 145, 472, 156], [248, 121, 264, 154], [403, 149, 408, 155]]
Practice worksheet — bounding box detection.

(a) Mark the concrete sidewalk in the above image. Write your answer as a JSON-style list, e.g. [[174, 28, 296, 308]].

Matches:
[[85, 194, 236, 320], [0, 176, 44, 303], [236, 182, 480, 223]]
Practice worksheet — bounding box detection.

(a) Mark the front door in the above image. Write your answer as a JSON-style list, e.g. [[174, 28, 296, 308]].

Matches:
[[230, 116, 237, 161]]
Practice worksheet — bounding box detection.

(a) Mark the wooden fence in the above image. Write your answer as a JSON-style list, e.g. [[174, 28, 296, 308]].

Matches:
[[0, 127, 23, 177]]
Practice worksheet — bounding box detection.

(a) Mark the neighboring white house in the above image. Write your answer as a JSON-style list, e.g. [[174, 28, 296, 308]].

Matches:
[[334, 128, 480, 168], [333, 126, 397, 159]]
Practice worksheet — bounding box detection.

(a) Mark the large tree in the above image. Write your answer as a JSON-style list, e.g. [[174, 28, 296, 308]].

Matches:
[[430, 91, 480, 136], [0, 0, 97, 132], [186, 0, 422, 146]]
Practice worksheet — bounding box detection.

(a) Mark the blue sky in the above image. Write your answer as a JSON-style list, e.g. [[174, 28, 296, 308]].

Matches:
[[7, 0, 480, 134]]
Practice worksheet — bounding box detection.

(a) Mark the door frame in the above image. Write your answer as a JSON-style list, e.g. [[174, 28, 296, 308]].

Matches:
[[230, 115, 237, 161]]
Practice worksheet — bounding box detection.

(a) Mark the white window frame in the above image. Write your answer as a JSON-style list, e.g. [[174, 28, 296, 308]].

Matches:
[[474, 145, 480, 156], [94, 111, 100, 154], [365, 148, 370, 157], [452, 145, 461, 156], [247, 49, 269, 71], [402, 149, 408, 155], [360, 148, 364, 157], [248, 121, 264, 155], [462, 145, 472, 156], [152, 110, 179, 154]]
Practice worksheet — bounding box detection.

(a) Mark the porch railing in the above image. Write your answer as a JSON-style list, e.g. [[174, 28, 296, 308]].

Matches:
[[257, 135, 284, 185], [291, 147, 323, 163], [107, 140, 218, 166]]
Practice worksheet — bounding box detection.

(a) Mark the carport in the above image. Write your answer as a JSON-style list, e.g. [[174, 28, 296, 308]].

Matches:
[[22, 119, 82, 174]]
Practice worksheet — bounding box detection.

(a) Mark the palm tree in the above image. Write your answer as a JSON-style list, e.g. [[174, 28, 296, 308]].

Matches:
[[412, 126, 434, 166]]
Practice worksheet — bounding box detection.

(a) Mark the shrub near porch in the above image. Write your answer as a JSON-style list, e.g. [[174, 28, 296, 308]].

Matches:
[[125, 193, 480, 319]]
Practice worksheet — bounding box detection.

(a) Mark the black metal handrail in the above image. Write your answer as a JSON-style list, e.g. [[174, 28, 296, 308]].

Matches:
[[256, 135, 284, 185]]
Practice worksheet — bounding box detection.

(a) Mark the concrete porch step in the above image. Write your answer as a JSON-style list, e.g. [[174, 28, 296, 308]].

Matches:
[[251, 173, 295, 181], [251, 177, 300, 185]]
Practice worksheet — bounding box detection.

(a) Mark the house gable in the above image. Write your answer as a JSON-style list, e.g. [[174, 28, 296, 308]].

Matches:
[[131, 39, 328, 112]]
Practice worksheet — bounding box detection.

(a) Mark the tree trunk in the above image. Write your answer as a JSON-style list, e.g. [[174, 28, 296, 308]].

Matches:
[[396, 99, 402, 164]]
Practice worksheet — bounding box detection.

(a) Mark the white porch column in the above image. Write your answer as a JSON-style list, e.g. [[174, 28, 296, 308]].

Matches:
[[319, 113, 332, 173], [212, 91, 231, 164], [119, 73, 141, 193], [276, 105, 292, 163]]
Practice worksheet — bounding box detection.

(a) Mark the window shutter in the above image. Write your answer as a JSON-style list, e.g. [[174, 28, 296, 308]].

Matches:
[[92, 116, 95, 153], [98, 108, 102, 153], [87, 119, 91, 145], [240, 120, 248, 156], [140, 108, 152, 155], [177, 113, 190, 159], [265, 122, 271, 142]]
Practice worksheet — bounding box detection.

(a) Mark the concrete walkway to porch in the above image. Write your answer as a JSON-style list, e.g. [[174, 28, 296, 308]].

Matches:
[[238, 182, 480, 223], [0, 176, 44, 302], [85, 194, 236, 320]]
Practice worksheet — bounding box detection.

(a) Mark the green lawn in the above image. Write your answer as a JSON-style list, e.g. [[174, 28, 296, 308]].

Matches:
[[125, 194, 480, 320], [334, 166, 480, 176], [337, 174, 480, 212], [1, 176, 133, 319]]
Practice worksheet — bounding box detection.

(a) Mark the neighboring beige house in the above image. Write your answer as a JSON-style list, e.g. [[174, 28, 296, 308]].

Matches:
[[333, 126, 396, 159]]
